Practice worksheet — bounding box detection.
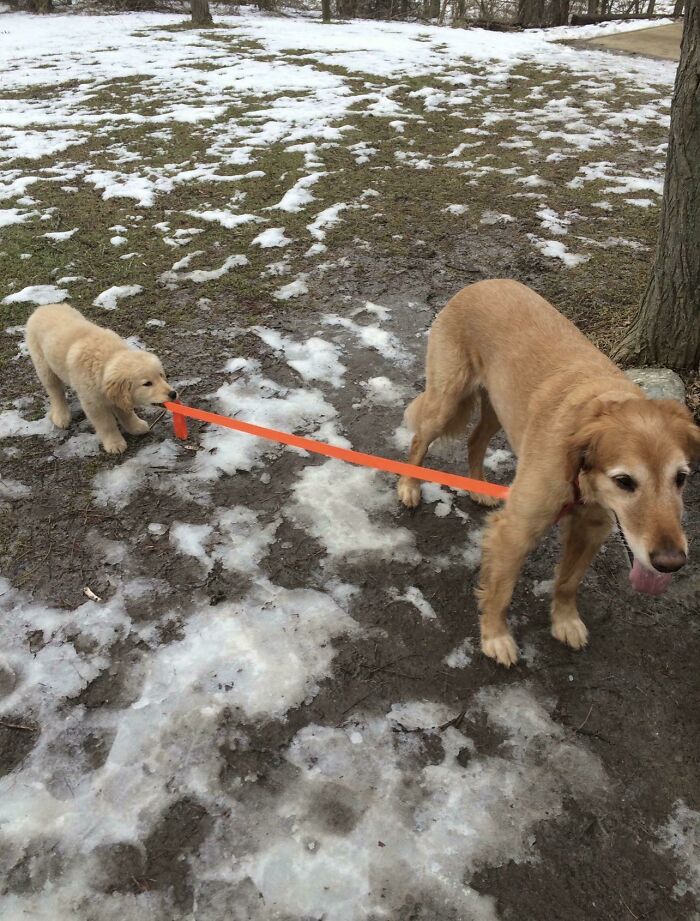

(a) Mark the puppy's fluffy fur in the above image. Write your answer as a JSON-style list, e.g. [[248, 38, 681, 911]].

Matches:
[[398, 279, 700, 667], [26, 303, 177, 454]]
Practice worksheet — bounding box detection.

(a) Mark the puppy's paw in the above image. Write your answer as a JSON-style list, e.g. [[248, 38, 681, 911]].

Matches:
[[397, 478, 421, 508], [49, 406, 71, 429], [102, 434, 128, 455], [551, 617, 588, 650], [481, 633, 519, 668], [467, 490, 502, 508], [125, 416, 150, 436]]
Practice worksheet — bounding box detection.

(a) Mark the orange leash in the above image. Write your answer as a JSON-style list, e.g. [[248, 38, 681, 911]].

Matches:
[[164, 400, 510, 501]]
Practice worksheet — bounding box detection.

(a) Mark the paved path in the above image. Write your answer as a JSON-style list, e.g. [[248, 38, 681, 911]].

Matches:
[[576, 22, 682, 61]]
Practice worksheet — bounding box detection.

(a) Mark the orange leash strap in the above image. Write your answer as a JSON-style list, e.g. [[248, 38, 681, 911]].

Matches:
[[164, 400, 510, 500]]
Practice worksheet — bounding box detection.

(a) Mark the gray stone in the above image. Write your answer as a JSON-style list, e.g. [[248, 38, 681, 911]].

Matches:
[[624, 368, 686, 404]]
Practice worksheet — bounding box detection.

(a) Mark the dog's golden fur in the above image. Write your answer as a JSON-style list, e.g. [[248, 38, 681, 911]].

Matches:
[[398, 279, 699, 667], [26, 303, 177, 454]]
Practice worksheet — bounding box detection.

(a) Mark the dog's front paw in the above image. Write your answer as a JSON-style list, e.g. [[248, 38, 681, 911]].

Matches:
[[125, 416, 150, 436], [398, 477, 421, 508], [102, 434, 128, 455], [551, 616, 588, 650], [482, 633, 519, 667], [49, 406, 71, 429]]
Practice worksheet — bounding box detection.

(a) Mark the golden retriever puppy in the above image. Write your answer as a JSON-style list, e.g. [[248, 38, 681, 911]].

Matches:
[[26, 303, 177, 455], [398, 279, 699, 667]]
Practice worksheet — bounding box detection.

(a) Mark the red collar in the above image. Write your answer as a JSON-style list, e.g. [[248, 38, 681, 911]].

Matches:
[[555, 477, 583, 523]]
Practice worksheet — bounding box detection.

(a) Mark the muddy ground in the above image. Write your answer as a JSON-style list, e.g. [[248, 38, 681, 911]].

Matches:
[[2, 232, 700, 919], [1, 13, 699, 920]]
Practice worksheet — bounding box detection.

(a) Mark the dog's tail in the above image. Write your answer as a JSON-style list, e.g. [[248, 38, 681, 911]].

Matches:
[[404, 391, 475, 438]]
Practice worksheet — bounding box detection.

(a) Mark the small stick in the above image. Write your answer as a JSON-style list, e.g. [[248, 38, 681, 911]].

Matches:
[[575, 703, 594, 732], [149, 409, 168, 431]]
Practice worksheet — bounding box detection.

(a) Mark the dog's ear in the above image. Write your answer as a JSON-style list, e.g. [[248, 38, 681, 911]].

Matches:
[[564, 400, 611, 481], [656, 399, 700, 465], [689, 424, 700, 464], [104, 365, 133, 411]]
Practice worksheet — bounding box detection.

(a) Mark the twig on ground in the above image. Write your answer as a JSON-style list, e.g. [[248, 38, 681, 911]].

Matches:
[[0, 721, 37, 732], [575, 703, 594, 732]]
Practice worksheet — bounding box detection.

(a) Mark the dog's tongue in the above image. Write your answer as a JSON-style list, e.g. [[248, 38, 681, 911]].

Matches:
[[629, 559, 673, 595]]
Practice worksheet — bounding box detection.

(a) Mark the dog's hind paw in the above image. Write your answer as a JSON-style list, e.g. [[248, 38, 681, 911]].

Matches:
[[102, 434, 128, 454], [397, 478, 421, 508], [467, 490, 502, 508], [482, 633, 519, 667], [551, 617, 588, 650]]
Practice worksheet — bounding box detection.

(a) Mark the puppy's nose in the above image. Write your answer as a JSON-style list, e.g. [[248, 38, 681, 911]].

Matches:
[[649, 549, 687, 573], [168, 390, 178, 400]]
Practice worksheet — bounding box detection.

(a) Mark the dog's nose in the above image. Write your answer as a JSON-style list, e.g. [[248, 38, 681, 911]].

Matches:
[[649, 549, 687, 573], [168, 390, 178, 400]]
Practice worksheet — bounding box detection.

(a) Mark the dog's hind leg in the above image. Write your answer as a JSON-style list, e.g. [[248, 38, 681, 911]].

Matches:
[[27, 341, 71, 429], [467, 391, 502, 507], [397, 389, 475, 508], [550, 506, 613, 650]]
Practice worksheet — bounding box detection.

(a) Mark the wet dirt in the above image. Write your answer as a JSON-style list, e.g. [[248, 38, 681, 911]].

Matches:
[[1, 226, 699, 918]]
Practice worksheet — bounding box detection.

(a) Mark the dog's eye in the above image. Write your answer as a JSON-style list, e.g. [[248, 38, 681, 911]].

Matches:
[[675, 470, 688, 489], [143, 381, 152, 387], [613, 474, 637, 493]]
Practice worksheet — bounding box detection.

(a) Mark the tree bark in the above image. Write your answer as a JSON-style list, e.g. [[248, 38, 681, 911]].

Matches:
[[674, 0, 686, 16], [613, 0, 700, 370], [31, 0, 53, 11], [518, 0, 545, 25], [191, 0, 213, 26], [322, 0, 332, 20]]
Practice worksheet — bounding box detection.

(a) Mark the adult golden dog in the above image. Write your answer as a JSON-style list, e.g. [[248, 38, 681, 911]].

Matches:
[[26, 303, 177, 455], [398, 280, 699, 667]]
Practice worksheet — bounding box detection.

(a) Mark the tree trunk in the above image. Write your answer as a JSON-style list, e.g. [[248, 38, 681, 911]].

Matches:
[[674, 0, 685, 16], [549, 0, 570, 24], [191, 0, 213, 26], [587, 0, 598, 13], [322, 0, 332, 20], [646, 0, 656, 14], [518, 0, 545, 25], [31, 0, 53, 11], [613, 0, 700, 370]]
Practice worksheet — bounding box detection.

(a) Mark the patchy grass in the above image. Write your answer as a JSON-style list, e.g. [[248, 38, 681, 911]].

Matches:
[[0, 19, 671, 381]]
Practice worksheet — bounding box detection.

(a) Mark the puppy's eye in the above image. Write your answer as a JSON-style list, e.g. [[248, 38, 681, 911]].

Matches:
[[143, 381, 153, 387], [675, 470, 688, 489], [613, 474, 637, 493]]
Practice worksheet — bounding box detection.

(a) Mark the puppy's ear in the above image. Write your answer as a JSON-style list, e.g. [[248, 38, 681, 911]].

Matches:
[[104, 366, 133, 411]]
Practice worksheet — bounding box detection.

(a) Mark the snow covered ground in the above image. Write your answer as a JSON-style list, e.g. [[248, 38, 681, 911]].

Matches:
[[1, 10, 698, 921]]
